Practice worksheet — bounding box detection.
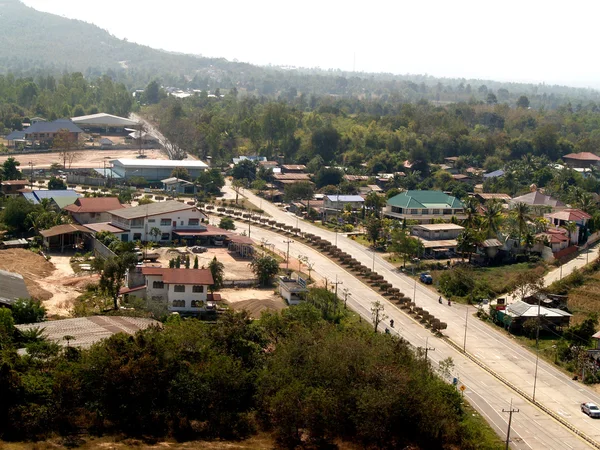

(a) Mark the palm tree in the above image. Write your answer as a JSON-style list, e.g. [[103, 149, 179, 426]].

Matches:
[[457, 227, 481, 262], [577, 193, 596, 215], [561, 221, 578, 245], [512, 202, 532, 249], [482, 200, 504, 239], [462, 197, 479, 229], [522, 230, 536, 255]]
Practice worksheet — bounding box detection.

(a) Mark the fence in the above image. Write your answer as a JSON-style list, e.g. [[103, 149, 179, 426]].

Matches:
[[91, 237, 116, 260], [222, 279, 258, 288], [67, 174, 111, 187]]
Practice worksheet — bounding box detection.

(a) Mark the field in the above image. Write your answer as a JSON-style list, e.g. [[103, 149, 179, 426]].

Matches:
[[0, 147, 167, 169]]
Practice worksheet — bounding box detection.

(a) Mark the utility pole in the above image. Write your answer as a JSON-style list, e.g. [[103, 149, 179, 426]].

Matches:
[[332, 274, 343, 299], [248, 219, 251, 238], [28, 161, 33, 189], [502, 400, 519, 450], [412, 266, 417, 304], [533, 295, 542, 402], [463, 304, 469, 352], [372, 248, 375, 271], [424, 336, 435, 360], [284, 239, 294, 271], [343, 288, 352, 309]]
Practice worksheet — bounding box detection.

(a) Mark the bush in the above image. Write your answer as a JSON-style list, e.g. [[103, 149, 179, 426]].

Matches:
[[219, 217, 236, 230]]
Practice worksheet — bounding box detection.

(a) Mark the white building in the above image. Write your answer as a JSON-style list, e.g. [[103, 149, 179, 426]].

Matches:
[[323, 194, 365, 220], [106, 200, 207, 243], [110, 158, 209, 182], [141, 267, 217, 314], [278, 277, 309, 305]]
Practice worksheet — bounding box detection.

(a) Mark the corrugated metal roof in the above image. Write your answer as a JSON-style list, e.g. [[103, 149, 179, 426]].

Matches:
[[111, 158, 208, 169], [25, 119, 83, 134], [109, 200, 198, 219], [386, 190, 464, 209], [0, 269, 30, 307]]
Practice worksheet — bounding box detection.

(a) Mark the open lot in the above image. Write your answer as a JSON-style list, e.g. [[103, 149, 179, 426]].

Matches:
[[221, 288, 287, 318], [0, 147, 167, 169]]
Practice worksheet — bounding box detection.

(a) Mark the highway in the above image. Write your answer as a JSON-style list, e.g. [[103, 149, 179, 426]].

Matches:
[[221, 184, 600, 449]]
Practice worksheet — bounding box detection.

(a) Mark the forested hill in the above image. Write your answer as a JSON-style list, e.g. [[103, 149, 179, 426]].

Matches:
[[2, 0, 600, 108]]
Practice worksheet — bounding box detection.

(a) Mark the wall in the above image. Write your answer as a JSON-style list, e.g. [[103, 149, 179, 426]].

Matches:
[[91, 237, 116, 260]]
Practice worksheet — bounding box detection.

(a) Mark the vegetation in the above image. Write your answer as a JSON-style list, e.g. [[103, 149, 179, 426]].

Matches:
[[219, 217, 236, 230], [250, 255, 280, 287]]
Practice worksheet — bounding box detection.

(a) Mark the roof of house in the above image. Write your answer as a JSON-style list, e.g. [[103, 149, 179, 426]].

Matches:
[[64, 197, 124, 214], [111, 158, 208, 169], [413, 223, 464, 231], [15, 316, 159, 348], [325, 195, 365, 203], [23, 189, 81, 205], [24, 119, 83, 134], [84, 222, 128, 234], [344, 175, 370, 182], [281, 164, 306, 171], [387, 190, 464, 209], [5, 130, 26, 140], [416, 238, 458, 249], [1, 179, 28, 185], [141, 267, 214, 285], [452, 174, 471, 180], [480, 238, 502, 248], [99, 138, 114, 145], [228, 234, 255, 245], [545, 208, 592, 222], [511, 191, 565, 208], [483, 169, 505, 178], [366, 184, 383, 192], [161, 177, 194, 185], [273, 173, 311, 181], [109, 200, 198, 219], [506, 301, 572, 319], [71, 113, 138, 127], [52, 196, 80, 209], [562, 152, 600, 161], [0, 269, 30, 307], [477, 193, 512, 201], [39, 224, 92, 238]]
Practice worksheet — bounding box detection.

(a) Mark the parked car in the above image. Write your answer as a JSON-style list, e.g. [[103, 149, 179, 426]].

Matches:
[[419, 272, 433, 284], [190, 246, 208, 253], [581, 402, 600, 418]]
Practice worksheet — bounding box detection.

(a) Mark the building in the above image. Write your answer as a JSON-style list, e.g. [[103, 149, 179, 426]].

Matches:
[[162, 177, 197, 195], [475, 193, 512, 203], [39, 224, 93, 252], [384, 190, 466, 224], [126, 131, 158, 144], [281, 164, 306, 173], [544, 208, 591, 245], [5, 130, 27, 148], [412, 223, 464, 258], [496, 300, 571, 333], [105, 200, 208, 243], [510, 191, 566, 214], [109, 159, 208, 182], [24, 119, 83, 145], [71, 113, 139, 134], [323, 195, 365, 220], [63, 197, 126, 225], [21, 189, 80, 209], [483, 169, 505, 179], [141, 267, 217, 315], [99, 138, 114, 149], [278, 276, 309, 305], [0, 269, 30, 308], [1, 180, 29, 197], [562, 152, 600, 169], [273, 173, 312, 188]]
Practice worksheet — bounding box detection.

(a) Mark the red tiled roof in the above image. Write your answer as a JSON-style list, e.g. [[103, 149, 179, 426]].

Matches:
[[64, 197, 125, 213], [563, 152, 600, 161], [142, 267, 214, 285], [546, 208, 592, 222]]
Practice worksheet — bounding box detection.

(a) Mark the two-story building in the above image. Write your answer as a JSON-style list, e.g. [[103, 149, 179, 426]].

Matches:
[[1, 180, 29, 197], [384, 190, 466, 224], [141, 267, 216, 315], [544, 208, 591, 245], [24, 119, 83, 145], [562, 152, 600, 169], [64, 197, 126, 225], [412, 223, 464, 258], [106, 200, 207, 243], [323, 194, 365, 220]]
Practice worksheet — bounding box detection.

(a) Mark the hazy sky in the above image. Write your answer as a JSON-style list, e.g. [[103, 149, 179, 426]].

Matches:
[[22, 0, 600, 88]]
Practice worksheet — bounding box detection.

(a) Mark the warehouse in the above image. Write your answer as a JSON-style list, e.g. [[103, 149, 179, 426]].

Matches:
[[109, 158, 209, 181], [71, 113, 139, 134]]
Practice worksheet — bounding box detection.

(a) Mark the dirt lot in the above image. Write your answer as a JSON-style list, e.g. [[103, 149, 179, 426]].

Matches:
[[155, 247, 255, 281], [0, 147, 167, 169], [221, 288, 287, 318], [0, 249, 97, 317]]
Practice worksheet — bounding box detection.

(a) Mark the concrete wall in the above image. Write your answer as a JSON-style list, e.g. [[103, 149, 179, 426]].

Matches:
[[91, 237, 116, 260]]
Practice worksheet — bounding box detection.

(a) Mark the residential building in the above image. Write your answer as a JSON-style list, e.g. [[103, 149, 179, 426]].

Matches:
[[411, 223, 464, 257], [21, 189, 80, 208], [63, 197, 125, 224], [5, 130, 26, 147], [39, 224, 92, 252], [323, 195, 365, 220], [162, 177, 197, 195], [475, 193, 512, 203], [562, 152, 600, 169], [141, 267, 217, 315], [71, 113, 139, 134], [544, 208, 591, 245], [278, 276, 309, 305], [0, 269, 30, 308], [483, 169, 505, 179], [1, 180, 28, 197], [24, 119, 83, 145], [105, 200, 208, 243], [496, 301, 571, 333], [273, 173, 312, 188], [109, 158, 208, 181], [510, 190, 566, 214], [281, 164, 306, 173], [384, 190, 466, 224]]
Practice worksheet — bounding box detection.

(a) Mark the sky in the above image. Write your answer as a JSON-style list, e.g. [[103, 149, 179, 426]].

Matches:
[[21, 0, 600, 88]]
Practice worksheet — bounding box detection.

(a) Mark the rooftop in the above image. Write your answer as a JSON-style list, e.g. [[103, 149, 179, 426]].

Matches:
[[64, 197, 124, 214], [109, 200, 200, 220], [511, 191, 565, 208], [71, 113, 139, 127], [25, 119, 83, 135], [325, 195, 365, 202], [281, 164, 306, 171], [414, 223, 464, 231], [0, 269, 29, 307], [477, 193, 512, 201], [111, 158, 208, 169], [39, 224, 92, 238], [1, 179, 28, 185], [142, 267, 214, 285], [273, 173, 311, 181], [545, 208, 592, 222], [506, 301, 572, 319], [84, 222, 128, 234], [483, 169, 505, 179], [387, 190, 464, 210], [161, 177, 194, 185], [563, 152, 600, 161]]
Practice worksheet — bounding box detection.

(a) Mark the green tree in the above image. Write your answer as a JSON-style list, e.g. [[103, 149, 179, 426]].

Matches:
[[389, 228, 424, 267], [11, 298, 46, 324], [482, 200, 504, 239], [143, 80, 161, 104], [99, 252, 138, 310], [232, 178, 246, 204], [1, 157, 22, 180], [516, 95, 530, 108], [284, 181, 315, 212], [314, 167, 343, 188], [311, 126, 340, 162], [170, 167, 190, 181], [1, 196, 36, 232], [219, 217, 236, 230], [511, 202, 532, 249], [370, 300, 388, 333], [196, 169, 225, 195], [365, 192, 385, 219], [208, 256, 225, 292], [456, 227, 480, 262], [47, 176, 67, 190], [250, 255, 280, 286], [232, 159, 257, 182], [193, 255, 199, 269]]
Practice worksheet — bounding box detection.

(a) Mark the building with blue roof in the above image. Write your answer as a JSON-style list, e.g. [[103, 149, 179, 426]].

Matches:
[[384, 190, 466, 224], [22, 189, 80, 209], [483, 169, 505, 179], [323, 194, 365, 220]]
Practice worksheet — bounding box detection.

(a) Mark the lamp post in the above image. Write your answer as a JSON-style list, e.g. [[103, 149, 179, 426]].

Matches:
[[333, 274, 343, 299], [532, 296, 542, 403], [463, 304, 469, 352], [343, 288, 351, 309], [284, 239, 294, 271]]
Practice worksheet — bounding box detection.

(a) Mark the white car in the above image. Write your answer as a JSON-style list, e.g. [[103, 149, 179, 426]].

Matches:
[[581, 402, 600, 418]]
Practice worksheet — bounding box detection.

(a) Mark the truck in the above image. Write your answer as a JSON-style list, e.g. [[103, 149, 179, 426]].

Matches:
[[581, 402, 600, 418], [135, 251, 160, 262]]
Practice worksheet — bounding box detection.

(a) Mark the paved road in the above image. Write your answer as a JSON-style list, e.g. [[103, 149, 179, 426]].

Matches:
[[224, 185, 600, 448]]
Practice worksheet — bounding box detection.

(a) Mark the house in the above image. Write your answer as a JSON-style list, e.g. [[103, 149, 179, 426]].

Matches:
[[5, 130, 27, 147], [412, 223, 464, 258], [384, 190, 466, 224], [0, 269, 30, 308], [510, 190, 566, 214], [544, 208, 591, 245], [496, 300, 571, 333], [162, 177, 197, 195], [71, 113, 139, 134], [125, 131, 158, 144], [562, 152, 600, 169], [452, 174, 472, 184], [21, 189, 80, 209], [99, 137, 114, 149], [63, 197, 125, 225], [475, 193, 512, 203], [522, 292, 568, 310], [141, 267, 218, 315], [281, 164, 306, 173], [483, 169, 505, 179], [533, 228, 571, 259], [39, 224, 93, 252], [273, 173, 312, 189], [1, 180, 29, 197], [323, 195, 365, 220], [109, 158, 208, 182], [24, 119, 83, 145], [344, 174, 370, 183], [105, 200, 208, 243], [278, 276, 309, 305]]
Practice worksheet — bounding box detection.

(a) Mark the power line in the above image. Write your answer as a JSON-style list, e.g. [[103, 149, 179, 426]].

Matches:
[[502, 400, 519, 450]]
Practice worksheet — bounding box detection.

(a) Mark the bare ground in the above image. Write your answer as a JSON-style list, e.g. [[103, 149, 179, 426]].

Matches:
[[221, 288, 287, 318]]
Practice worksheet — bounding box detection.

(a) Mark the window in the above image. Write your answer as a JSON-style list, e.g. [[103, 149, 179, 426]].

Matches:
[[133, 233, 142, 240], [151, 295, 163, 301], [410, 209, 418, 215], [174, 285, 185, 293], [421, 209, 429, 215], [172, 299, 185, 308], [131, 218, 143, 228], [191, 300, 204, 308], [148, 219, 156, 223], [153, 281, 164, 289], [188, 218, 200, 226], [160, 218, 171, 226], [192, 285, 204, 293], [161, 233, 171, 241], [432, 209, 440, 215]]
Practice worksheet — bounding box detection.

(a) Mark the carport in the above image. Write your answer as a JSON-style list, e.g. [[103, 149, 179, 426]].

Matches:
[[39, 224, 93, 253]]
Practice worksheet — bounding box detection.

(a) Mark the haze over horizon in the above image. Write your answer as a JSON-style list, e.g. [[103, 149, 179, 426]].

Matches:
[[22, 0, 600, 89]]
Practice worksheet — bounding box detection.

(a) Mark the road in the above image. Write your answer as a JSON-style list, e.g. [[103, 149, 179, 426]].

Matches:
[[224, 183, 600, 449]]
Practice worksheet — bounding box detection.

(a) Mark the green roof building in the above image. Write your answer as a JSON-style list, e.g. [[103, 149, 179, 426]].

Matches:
[[384, 190, 466, 224]]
